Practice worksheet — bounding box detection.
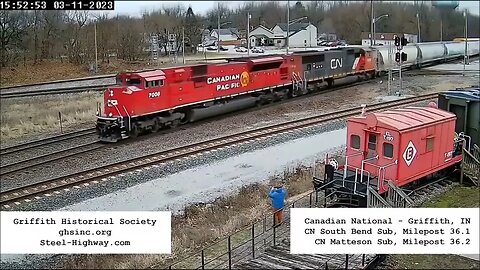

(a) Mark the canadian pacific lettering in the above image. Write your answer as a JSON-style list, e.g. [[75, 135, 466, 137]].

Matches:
[[206, 74, 242, 91]]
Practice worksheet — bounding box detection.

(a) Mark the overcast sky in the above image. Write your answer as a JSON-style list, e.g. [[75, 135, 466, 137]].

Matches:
[[109, 1, 479, 16]]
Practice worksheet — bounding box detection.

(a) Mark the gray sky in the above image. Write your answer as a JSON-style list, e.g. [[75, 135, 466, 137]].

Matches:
[[109, 1, 479, 16]]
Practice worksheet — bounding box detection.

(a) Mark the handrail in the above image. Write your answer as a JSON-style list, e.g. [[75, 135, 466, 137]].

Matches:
[[464, 147, 480, 164], [387, 181, 414, 206], [367, 186, 392, 208]]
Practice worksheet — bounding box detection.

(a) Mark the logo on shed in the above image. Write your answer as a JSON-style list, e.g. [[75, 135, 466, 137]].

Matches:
[[403, 141, 417, 166]]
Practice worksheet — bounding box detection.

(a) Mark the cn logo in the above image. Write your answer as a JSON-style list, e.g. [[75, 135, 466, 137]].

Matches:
[[330, 58, 343, 69], [402, 141, 417, 166]]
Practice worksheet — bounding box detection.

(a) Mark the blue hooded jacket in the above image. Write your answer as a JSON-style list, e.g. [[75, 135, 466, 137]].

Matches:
[[269, 187, 286, 209]]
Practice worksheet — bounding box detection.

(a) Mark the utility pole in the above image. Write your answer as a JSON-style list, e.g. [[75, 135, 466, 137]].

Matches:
[[370, 0, 374, 46], [286, 0, 290, 54], [94, 22, 98, 73], [388, 42, 392, 95], [247, 12, 251, 57], [416, 13, 421, 43], [217, 3, 220, 53], [182, 26, 185, 64], [463, 10, 468, 76]]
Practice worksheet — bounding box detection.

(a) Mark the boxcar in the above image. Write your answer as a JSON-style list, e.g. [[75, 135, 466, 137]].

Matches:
[[438, 87, 480, 148]]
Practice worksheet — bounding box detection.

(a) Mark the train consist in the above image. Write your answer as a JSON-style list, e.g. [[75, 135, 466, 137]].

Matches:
[[96, 40, 479, 142], [319, 86, 479, 206]]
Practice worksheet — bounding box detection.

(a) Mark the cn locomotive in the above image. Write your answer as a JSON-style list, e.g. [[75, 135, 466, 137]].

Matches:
[[96, 41, 479, 142]]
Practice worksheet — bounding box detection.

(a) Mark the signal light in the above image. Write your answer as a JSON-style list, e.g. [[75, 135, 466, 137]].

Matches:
[[401, 37, 408, 46], [401, 52, 408, 62], [395, 52, 400, 63], [394, 36, 400, 47]]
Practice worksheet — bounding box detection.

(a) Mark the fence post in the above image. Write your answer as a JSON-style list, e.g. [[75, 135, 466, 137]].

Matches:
[[362, 254, 365, 266], [228, 236, 232, 270], [252, 224, 255, 259], [273, 216, 276, 246], [309, 192, 312, 207], [325, 262, 328, 270], [345, 254, 349, 270], [58, 112, 63, 133], [201, 250, 205, 270]]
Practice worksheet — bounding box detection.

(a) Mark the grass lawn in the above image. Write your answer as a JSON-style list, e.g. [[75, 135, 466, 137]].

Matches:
[[383, 185, 480, 269]]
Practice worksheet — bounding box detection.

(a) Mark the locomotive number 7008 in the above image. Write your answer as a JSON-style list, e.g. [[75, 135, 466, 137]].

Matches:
[[149, 91, 161, 98]]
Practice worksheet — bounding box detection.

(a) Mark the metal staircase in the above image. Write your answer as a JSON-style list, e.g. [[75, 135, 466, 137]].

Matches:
[[386, 181, 414, 207], [291, 72, 305, 96], [461, 144, 480, 186]]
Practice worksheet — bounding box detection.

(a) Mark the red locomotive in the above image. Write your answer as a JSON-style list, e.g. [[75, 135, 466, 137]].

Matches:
[[96, 47, 377, 142], [318, 104, 468, 206]]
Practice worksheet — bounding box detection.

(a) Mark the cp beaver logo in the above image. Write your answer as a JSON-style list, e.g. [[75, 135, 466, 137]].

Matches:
[[240, 71, 250, 87]]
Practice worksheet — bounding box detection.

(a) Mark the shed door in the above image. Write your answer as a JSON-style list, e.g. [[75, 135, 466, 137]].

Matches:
[[450, 104, 465, 134]]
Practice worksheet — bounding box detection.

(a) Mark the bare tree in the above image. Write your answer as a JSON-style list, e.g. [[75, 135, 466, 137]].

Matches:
[[64, 10, 89, 64], [0, 11, 31, 67]]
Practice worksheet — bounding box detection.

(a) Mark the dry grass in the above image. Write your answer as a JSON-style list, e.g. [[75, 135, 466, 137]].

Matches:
[[0, 92, 102, 142], [1, 54, 224, 87], [60, 161, 328, 269]]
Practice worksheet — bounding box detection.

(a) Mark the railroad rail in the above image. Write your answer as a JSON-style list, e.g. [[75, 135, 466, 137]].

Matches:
[[0, 93, 437, 208], [0, 128, 96, 155]]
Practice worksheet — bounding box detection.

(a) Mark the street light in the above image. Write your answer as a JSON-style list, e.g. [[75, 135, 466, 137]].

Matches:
[[372, 14, 388, 45], [463, 10, 468, 76], [217, 20, 231, 53], [247, 12, 251, 56]]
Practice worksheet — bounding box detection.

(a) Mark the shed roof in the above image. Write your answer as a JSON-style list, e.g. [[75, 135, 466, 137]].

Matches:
[[440, 88, 480, 102], [355, 106, 456, 132], [275, 23, 310, 32]]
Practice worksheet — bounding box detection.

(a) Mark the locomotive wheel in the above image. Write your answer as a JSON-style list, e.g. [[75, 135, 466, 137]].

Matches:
[[130, 125, 139, 138], [169, 119, 180, 129], [151, 120, 160, 133], [326, 79, 334, 88]]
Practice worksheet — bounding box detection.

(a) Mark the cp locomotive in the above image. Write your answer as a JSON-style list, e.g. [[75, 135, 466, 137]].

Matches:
[[96, 47, 376, 142], [96, 40, 479, 142]]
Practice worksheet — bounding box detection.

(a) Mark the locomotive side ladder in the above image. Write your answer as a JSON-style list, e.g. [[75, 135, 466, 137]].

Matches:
[[461, 144, 480, 186]]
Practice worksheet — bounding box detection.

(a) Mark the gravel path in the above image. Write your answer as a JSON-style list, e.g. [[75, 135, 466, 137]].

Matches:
[[0, 74, 477, 192]]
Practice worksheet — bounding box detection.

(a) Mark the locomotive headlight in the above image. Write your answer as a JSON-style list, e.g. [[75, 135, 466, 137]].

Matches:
[[109, 113, 113, 117]]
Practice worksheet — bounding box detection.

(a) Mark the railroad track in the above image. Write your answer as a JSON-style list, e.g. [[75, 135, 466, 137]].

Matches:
[[0, 93, 437, 208], [0, 128, 99, 175], [0, 128, 96, 155]]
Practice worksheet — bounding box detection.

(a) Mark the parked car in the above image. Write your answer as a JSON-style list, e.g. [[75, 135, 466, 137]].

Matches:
[[251, 47, 264, 53], [206, 46, 228, 51], [235, 46, 248, 52], [319, 41, 329, 46]]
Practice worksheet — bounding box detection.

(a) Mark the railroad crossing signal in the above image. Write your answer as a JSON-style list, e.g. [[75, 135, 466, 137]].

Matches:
[[394, 35, 400, 47]]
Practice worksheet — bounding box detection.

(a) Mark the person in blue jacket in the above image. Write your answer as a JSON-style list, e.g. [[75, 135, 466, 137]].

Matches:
[[269, 182, 287, 227]]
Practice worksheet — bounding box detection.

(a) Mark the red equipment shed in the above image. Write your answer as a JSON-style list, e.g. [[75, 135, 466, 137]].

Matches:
[[345, 106, 462, 193]]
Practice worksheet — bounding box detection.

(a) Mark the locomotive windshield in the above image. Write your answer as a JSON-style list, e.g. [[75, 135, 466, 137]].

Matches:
[[126, 78, 142, 86]]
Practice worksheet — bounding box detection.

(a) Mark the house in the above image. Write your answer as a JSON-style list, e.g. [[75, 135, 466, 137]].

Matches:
[[249, 23, 317, 48], [361, 32, 419, 46], [210, 28, 241, 45]]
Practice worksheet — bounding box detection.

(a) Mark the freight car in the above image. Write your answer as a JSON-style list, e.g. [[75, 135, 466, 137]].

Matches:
[[375, 40, 480, 71], [96, 47, 376, 142], [438, 87, 480, 147], [317, 105, 467, 207]]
